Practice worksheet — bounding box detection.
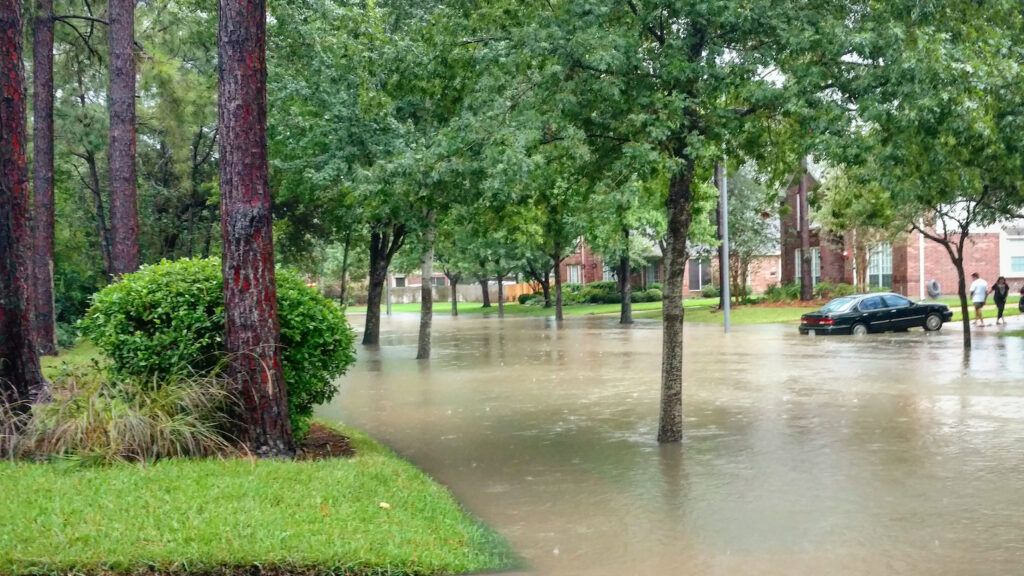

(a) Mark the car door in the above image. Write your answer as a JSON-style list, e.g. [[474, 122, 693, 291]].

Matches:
[[857, 296, 889, 332], [881, 294, 918, 330]]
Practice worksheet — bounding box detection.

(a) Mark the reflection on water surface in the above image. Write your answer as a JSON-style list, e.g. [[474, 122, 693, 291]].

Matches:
[[321, 315, 1024, 576]]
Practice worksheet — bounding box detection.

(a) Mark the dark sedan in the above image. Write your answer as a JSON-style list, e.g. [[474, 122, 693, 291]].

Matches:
[[799, 293, 954, 336]]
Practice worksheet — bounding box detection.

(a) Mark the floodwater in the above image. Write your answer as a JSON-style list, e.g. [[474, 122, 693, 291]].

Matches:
[[321, 315, 1024, 576]]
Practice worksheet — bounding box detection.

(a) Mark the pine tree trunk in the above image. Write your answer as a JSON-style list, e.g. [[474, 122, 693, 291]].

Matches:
[[619, 252, 633, 325], [553, 256, 564, 321], [32, 0, 56, 355], [659, 170, 694, 444], [479, 278, 491, 308], [107, 0, 140, 275], [1, 0, 47, 410], [84, 151, 114, 276], [218, 0, 293, 456], [416, 214, 435, 360]]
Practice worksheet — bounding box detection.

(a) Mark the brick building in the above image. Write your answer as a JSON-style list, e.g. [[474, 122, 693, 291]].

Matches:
[[780, 166, 1024, 296]]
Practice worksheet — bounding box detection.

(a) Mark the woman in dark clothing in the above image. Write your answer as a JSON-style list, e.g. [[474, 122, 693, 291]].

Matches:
[[992, 276, 1010, 325]]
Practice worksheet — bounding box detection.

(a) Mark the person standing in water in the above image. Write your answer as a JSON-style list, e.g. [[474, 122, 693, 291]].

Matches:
[[970, 272, 989, 327], [991, 276, 1010, 325]]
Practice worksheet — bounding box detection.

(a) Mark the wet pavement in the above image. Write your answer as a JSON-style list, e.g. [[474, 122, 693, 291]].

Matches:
[[321, 314, 1024, 575]]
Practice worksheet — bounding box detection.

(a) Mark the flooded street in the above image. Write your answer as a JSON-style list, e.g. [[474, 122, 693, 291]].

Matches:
[[321, 315, 1024, 575]]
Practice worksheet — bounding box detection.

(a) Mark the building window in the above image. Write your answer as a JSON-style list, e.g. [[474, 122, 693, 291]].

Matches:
[[567, 265, 583, 285], [1012, 256, 1024, 274], [394, 276, 406, 288], [794, 248, 821, 286], [687, 258, 712, 291], [867, 243, 892, 288], [431, 277, 446, 287], [646, 263, 661, 285]]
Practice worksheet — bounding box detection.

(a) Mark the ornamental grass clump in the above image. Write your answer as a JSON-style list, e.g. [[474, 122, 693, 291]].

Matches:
[[3, 368, 237, 464], [79, 258, 357, 439]]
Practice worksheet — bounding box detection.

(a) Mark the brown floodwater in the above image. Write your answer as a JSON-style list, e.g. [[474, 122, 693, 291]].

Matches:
[[321, 314, 1024, 575]]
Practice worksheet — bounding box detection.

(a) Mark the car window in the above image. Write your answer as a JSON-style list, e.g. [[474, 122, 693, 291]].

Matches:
[[882, 294, 912, 308], [820, 296, 858, 314], [859, 296, 884, 311]]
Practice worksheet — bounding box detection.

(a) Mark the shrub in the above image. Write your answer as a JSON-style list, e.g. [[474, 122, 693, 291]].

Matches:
[[578, 280, 621, 304], [79, 258, 356, 439], [517, 293, 533, 305], [701, 283, 720, 299], [562, 283, 583, 294], [645, 288, 663, 302], [815, 281, 857, 299], [648, 282, 663, 292], [4, 369, 236, 463]]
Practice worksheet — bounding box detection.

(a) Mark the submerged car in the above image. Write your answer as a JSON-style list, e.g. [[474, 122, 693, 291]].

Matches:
[[799, 293, 953, 336]]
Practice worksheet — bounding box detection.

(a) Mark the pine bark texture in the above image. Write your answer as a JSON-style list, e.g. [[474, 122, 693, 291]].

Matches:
[[416, 215, 435, 360], [218, 0, 293, 456], [1, 0, 47, 409], [31, 0, 56, 355], [107, 0, 140, 275], [658, 171, 694, 444]]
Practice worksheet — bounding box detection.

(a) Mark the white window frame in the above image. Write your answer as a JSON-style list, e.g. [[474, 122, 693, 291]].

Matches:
[[567, 265, 583, 284]]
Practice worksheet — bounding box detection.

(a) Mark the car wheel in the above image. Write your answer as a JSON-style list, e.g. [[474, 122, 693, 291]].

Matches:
[[924, 314, 943, 331], [852, 323, 869, 336]]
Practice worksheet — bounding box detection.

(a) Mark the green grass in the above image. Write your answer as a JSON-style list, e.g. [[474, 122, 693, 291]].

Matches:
[[40, 340, 101, 378], [0, 422, 516, 576]]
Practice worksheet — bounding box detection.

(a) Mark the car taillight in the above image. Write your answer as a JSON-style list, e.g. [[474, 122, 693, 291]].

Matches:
[[820, 318, 834, 326]]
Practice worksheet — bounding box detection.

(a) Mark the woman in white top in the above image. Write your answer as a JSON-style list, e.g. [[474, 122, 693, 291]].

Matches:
[[969, 272, 989, 326]]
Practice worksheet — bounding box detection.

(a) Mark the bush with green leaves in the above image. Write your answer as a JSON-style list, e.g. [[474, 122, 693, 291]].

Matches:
[[814, 281, 857, 300], [578, 280, 621, 304], [701, 284, 720, 299], [79, 258, 356, 438], [648, 282, 663, 292], [517, 293, 533, 305]]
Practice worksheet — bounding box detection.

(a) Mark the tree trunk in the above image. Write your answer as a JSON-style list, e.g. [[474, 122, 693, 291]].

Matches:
[[107, 0, 140, 275], [338, 231, 351, 306], [497, 274, 505, 318], [659, 169, 694, 444], [218, 0, 293, 456], [479, 278, 491, 308], [416, 214, 435, 360], [619, 252, 633, 325], [539, 276, 552, 308], [553, 256, 564, 321], [954, 258, 971, 350], [1, 0, 47, 410], [450, 278, 459, 316], [82, 151, 114, 277], [798, 161, 812, 301], [32, 0, 56, 355], [363, 233, 388, 346]]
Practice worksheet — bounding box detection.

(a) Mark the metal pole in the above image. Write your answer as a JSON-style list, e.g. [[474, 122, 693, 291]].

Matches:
[[918, 226, 926, 300], [720, 161, 731, 333]]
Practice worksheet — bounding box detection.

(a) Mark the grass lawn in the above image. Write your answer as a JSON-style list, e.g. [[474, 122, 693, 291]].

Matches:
[[12, 346, 516, 576]]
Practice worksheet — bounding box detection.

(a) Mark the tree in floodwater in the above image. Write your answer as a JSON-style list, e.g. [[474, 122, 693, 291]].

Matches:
[[1, 0, 47, 409], [107, 0, 140, 275], [486, 0, 853, 442], [218, 0, 293, 455]]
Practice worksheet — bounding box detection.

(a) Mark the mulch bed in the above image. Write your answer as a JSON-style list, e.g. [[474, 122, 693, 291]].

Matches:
[[297, 423, 356, 460]]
